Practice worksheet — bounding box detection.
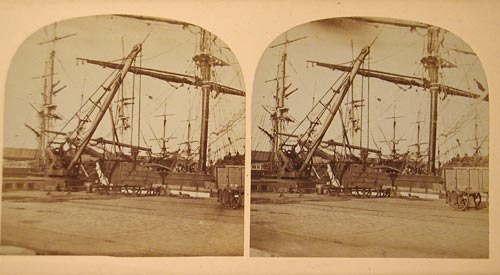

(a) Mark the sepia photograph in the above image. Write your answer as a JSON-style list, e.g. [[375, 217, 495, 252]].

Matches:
[[0, 1, 499, 274], [250, 17, 489, 258], [1, 14, 245, 256]]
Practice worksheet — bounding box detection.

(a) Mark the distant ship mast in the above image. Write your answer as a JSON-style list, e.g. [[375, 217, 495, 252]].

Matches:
[[267, 34, 306, 170], [28, 23, 75, 170]]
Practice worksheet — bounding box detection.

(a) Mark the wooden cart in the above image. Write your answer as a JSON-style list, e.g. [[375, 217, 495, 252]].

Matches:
[[443, 167, 488, 210], [216, 165, 244, 209]]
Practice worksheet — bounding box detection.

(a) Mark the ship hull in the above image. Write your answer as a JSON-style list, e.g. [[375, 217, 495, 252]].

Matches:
[[335, 163, 442, 190], [104, 161, 214, 193]]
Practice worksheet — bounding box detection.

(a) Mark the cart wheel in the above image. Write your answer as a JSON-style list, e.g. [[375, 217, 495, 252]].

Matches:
[[473, 193, 482, 209], [221, 189, 230, 208], [365, 188, 372, 198], [124, 185, 132, 196], [135, 186, 142, 197], [385, 188, 391, 198], [230, 192, 242, 209], [360, 188, 368, 199], [457, 192, 469, 211], [447, 191, 458, 208], [354, 187, 360, 198]]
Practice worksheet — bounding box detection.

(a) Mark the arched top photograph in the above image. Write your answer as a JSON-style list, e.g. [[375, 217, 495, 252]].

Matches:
[[2, 14, 245, 257], [250, 17, 489, 258]]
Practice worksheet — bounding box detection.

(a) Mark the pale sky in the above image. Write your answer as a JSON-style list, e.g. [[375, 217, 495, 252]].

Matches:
[[252, 17, 489, 163], [3, 15, 245, 161]]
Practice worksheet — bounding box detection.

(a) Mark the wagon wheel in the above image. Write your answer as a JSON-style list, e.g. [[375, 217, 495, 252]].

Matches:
[[124, 185, 132, 196], [365, 188, 372, 198], [230, 191, 242, 209], [221, 189, 231, 208], [360, 188, 368, 199], [384, 188, 391, 198], [447, 191, 458, 208], [379, 187, 385, 198], [359, 188, 366, 199], [457, 192, 469, 211], [353, 187, 360, 198], [134, 186, 142, 197], [473, 193, 482, 209]]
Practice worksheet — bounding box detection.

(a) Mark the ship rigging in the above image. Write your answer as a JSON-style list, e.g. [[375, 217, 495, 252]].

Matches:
[[252, 17, 488, 194], [14, 15, 245, 185]]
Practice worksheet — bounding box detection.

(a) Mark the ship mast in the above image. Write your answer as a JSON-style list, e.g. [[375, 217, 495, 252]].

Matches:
[[422, 27, 440, 174], [36, 24, 75, 169], [383, 106, 405, 158], [195, 29, 211, 172], [192, 29, 234, 172], [180, 110, 196, 166], [268, 34, 306, 170], [411, 110, 426, 159], [155, 103, 174, 156], [473, 108, 480, 156]]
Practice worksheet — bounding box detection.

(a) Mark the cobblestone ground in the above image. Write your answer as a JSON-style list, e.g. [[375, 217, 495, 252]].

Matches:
[[1, 191, 243, 256], [250, 193, 488, 258]]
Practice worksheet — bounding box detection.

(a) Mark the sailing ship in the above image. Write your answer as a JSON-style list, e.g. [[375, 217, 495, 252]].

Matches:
[[11, 15, 245, 192], [252, 17, 488, 196]]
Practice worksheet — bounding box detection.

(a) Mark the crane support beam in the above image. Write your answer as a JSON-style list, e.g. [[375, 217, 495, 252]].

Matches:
[[299, 46, 371, 172], [67, 44, 142, 170]]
